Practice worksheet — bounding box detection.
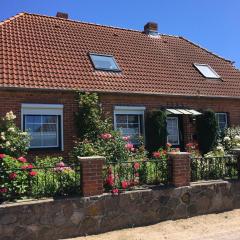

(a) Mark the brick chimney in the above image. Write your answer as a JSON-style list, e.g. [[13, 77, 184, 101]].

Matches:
[[144, 22, 158, 35], [56, 12, 68, 19]]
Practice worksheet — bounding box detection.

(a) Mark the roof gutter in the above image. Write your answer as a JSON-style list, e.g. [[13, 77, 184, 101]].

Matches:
[[1, 86, 240, 100]]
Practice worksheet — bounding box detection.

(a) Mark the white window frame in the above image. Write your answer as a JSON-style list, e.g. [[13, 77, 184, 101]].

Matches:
[[166, 116, 180, 146], [21, 104, 64, 150], [194, 63, 220, 79], [113, 106, 145, 143], [216, 112, 228, 131]]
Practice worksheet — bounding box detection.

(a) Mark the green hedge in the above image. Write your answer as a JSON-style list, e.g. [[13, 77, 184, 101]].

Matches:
[[145, 110, 167, 153], [196, 109, 218, 154]]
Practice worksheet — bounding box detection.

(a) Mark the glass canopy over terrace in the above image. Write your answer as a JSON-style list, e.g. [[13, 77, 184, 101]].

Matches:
[[166, 109, 202, 115]]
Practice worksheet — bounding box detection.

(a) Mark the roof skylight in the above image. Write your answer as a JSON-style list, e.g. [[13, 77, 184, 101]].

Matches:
[[194, 63, 220, 79], [89, 53, 121, 72]]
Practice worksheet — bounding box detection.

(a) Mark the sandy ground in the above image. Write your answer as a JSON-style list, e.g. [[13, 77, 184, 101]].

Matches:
[[66, 209, 240, 240]]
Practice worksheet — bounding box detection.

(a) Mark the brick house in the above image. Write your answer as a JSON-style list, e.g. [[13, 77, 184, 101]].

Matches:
[[1, 12, 240, 159]]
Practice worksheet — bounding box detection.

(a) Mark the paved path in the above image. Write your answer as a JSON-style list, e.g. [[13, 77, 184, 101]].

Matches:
[[65, 209, 240, 240]]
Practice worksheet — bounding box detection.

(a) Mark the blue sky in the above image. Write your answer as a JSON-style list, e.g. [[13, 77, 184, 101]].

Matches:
[[1, 0, 240, 68]]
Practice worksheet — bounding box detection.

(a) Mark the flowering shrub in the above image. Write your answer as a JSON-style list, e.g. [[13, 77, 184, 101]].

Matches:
[[32, 156, 81, 197], [185, 142, 201, 157], [72, 131, 147, 163], [218, 126, 240, 152], [71, 92, 148, 164], [0, 154, 37, 201], [0, 111, 30, 157]]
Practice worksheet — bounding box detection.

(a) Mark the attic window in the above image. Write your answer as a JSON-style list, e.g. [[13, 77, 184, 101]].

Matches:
[[89, 53, 121, 72], [194, 63, 220, 79]]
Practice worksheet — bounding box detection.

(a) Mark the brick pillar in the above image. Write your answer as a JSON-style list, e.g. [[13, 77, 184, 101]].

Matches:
[[168, 152, 191, 187], [78, 156, 105, 197]]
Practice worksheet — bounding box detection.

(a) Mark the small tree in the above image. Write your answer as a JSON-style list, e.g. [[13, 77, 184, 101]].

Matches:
[[145, 110, 167, 153], [75, 92, 111, 141], [196, 109, 218, 154]]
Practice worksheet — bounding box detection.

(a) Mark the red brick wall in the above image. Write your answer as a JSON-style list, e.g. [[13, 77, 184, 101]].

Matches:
[[0, 89, 78, 160], [100, 93, 240, 146], [0, 89, 240, 160]]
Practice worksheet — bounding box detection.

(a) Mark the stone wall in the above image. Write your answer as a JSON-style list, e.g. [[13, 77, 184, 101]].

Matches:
[[1, 180, 240, 240]]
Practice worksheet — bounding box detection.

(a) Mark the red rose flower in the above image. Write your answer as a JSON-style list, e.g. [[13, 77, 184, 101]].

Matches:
[[153, 151, 161, 158], [18, 156, 27, 163], [133, 162, 140, 170], [121, 180, 128, 189], [9, 172, 17, 180], [112, 188, 119, 195], [0, 154, 5, 159], [29, 171, 37, 177], [125, 143, 133, 150], [106, 174, 114, 186], [122, 136, 130, 141], [100, 133, 112, 140], [0, 187, 8, 193]]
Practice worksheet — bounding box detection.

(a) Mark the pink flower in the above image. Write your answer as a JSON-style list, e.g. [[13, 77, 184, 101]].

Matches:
[[0, 187, 8, 193], [29, 171, 37, 177], [125, 143, 133, 150], [130, 147, 135, 152], [122, 136, 130, 141], [56, 161, 65, 167], [9, 172, 17, 180], [100, 133, 112, 140], [112, 188, 119, 195], [153, 151, 161, 158], [135, 172, 139, 177], [133, 162, 140, 170], [21, 164, 33, 170], [18, 156, 27, 163], [121, 180, 128, 189], [0, 154, 5, 159], [166, 143, 172, 148]]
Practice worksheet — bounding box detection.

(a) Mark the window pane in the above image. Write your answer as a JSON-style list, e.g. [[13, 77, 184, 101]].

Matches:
[[42, 124, 57, 133], [218, 114, 226, 123], [24, 115, 59, 148], [194, 64, 220, 79], [216, 113, 227, 131], [128, 115, 139, 123], [90, 54, 120, 71], [42, 116, 57, 123], [115, 113, 143, 144], [30, 134, 42, 147], [167, 117, 179, 145], [42, 134, 58, 147], [116, 115, 127, 123], [25, 124, 42, 133], [25, 115, 41, 124]]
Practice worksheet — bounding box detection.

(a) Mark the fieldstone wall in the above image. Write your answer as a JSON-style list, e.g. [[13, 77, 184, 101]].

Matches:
[[1, 180, 240, 240]]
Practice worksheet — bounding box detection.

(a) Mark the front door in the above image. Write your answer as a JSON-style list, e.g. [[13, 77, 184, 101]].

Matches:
[[167, 117, 179, 146], [166, 116, 184, 149]]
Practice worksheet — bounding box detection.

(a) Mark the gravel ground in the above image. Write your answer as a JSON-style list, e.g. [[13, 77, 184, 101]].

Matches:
[[65, 209, 240, 240]]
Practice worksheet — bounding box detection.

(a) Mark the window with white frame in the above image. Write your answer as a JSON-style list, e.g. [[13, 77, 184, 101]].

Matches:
[[216, 112, 228, 131], [21, 104, 63, 149], [194, 63, 220, 79], [166, 117, 180, 145], [114, 106, 145, 144]]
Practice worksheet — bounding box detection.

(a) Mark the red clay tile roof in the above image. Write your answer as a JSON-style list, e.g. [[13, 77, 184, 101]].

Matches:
[[1, 12, 240, 98]]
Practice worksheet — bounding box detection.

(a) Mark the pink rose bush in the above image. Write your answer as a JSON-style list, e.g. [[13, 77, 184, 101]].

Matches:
[[0, 154, 38, 201]]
